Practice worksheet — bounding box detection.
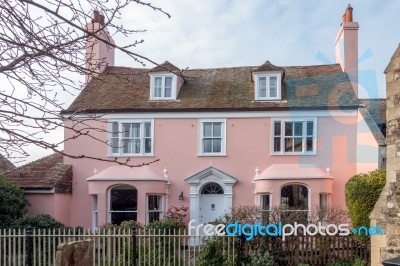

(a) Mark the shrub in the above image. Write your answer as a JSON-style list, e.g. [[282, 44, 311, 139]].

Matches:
[[0, 176, 30, 228], [12, 214, 67, 229], [297, 264, 310, 266], [197, 237, 235, 266], [246, 248, 277, 266], [163, 205, 188, 225], [327, 261, 352, 266], [352, 259, 367, 266], [345, 169, 385, 242], [99, 220, 143, 231]]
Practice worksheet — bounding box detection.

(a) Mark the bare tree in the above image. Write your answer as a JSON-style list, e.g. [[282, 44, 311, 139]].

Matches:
[[0, 0, 169, 166]]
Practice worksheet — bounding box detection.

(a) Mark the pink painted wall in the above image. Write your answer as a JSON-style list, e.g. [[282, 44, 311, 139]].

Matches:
[[25, 193, 71, 225], [61, 111, 378, 228]]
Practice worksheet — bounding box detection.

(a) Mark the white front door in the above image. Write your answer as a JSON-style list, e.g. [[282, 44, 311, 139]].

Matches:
[[199, 194, 225, 224]]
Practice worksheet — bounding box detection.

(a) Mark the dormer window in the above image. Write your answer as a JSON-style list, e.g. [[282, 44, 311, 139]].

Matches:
[[149, 61, 183, 101], [255, 73, 281, 100], [252, 60, 284, 101], [151, 74, 176, 99]]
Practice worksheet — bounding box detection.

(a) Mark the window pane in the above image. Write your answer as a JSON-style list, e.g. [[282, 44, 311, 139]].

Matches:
[[285, 122, 293, 136], [294, 122, 303, 136], [274, 137, 281, 152], [281, 184, 308, 210], [148, 212, 160, 223], [111, 187, 138, 211], [148, 195, 161, 210], [307, 121, 314, 136], [269, 76, 277, 98], [144, 122, 151, 138], [212, 139, 221, 153], [122, 139, 131, 153], [132, 124, 140, 138], [133, 139, 140, 153], [164, 77, 172, 97], [154, 77, 162, 97], [122, 123, 131, 138], [203, 123, 212, 137], [111, 122, 119, 137], [144, 139, 152, 153], [284, 138, 293, 152], [320, 194, 328, 209], [111, 212, 137, 225], [274, 121, 281, 136], [306, 137, 313, 151], [213, 123, 222, 137], [203, 139, 212, 153], [293, 137, 303, 152], [260, 195, 270, 210], [259, 77, 267, 98], [111, 138, 119, 154]]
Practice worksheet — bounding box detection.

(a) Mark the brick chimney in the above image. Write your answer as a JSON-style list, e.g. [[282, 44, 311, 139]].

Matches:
[[335, 4, 359, 97], [85, 10, 115, 83]]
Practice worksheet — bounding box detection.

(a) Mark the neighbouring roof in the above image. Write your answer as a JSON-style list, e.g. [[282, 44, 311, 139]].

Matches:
[[359, 98, 387, 138], [0, 154, 16, 174], [63, 63, 360, 114], [4, 153, 72, 193]]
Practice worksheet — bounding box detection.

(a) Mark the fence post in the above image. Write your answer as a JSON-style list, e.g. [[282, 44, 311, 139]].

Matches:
[[26, 225, 33, 266], [131, 224, 137, 266], [236, 234, 244, 266]]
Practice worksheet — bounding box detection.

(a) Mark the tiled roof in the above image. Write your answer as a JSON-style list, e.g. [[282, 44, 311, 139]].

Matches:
[[5, 153, 72, 193], [150, 61, 180, 73], [359, 98, 386, 137], [64, 63, 359, 114], [252, 61, 285, 73], [0, 155, 16, 174]]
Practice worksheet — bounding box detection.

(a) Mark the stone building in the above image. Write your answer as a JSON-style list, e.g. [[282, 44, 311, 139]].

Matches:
[[370, 44, 400, 265]]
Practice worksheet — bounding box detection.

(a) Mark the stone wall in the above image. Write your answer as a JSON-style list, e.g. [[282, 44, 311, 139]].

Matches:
[[370, 44, 400, 266]]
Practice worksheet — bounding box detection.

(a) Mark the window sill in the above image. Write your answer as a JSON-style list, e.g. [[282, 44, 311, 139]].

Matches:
[[108, 154, 155, 158], [252, 99, 286, 103], [270, 152, 317, 156], [197, 154, 227, 157]]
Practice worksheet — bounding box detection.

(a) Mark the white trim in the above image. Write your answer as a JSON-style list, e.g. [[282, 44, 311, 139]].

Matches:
[[146, 194, 164, 224], [270, 117, 317, 156], [65, 110, 358, 120], [87, 177, 168, 181], [253, 71, 282, 100], [149, 73, 177, 100], [92, 195, 98, 230], [198, 118, 226, 156], [108, 119, 154, 157], [23, 188, 55, 194]]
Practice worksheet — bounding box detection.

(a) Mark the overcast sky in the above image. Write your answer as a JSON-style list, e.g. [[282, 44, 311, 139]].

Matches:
[[17, 0, 400, 165]]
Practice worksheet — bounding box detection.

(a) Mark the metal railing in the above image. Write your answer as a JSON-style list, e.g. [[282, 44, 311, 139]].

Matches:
[[0, 227, 237, 266]]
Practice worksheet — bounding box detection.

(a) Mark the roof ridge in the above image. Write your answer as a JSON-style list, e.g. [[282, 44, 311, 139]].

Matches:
[[9, 152, 62, 172]]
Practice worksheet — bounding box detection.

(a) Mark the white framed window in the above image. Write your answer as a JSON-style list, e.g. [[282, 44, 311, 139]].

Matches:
[[258, 194, 271, 221], [109, 120, 153, 156], [108, 185, 138, 224], [92, 195, 98, 229], [254, 72, 282, 100], [272, 118, 317, 155], [198, 119, 226, 156], [147, 195, 163, 224], [319, 193, 330, 220], [150, 74, 177, 100]]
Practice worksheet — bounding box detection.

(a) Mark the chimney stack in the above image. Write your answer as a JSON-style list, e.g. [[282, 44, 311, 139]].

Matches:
[[335, 4, 359, 97], [85, 11, 115, 83]]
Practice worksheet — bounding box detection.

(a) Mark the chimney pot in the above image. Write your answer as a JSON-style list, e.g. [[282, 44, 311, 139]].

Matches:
[[92, 10, 100, 23], [342, 14, 346, 23], [345, 4, 353, 22], [99, 15, 105, 26]]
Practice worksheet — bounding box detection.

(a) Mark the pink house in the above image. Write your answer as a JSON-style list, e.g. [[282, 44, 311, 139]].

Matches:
[[6, 5, 386, 229]]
